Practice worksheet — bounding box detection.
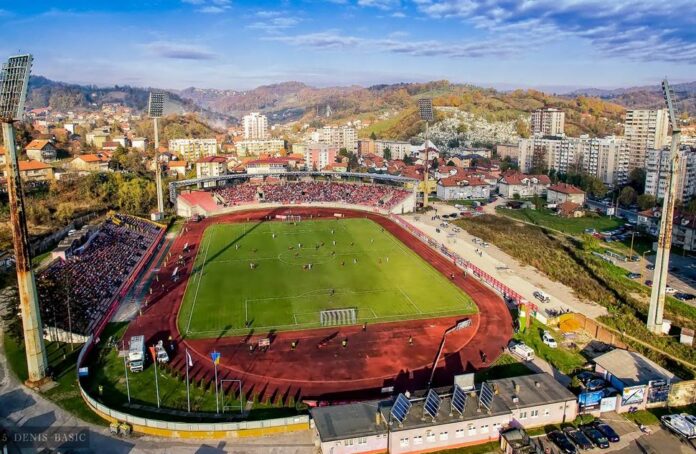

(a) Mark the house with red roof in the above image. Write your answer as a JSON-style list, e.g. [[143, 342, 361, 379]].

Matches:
[[547, 183, 585, 205], [556, 201, 584, 218], [1, 160, 54, 182], [69, 153, 111, 172], [498, 171, 551, 198], [436, 175, 490, 200], [25, 139, 57, 162]]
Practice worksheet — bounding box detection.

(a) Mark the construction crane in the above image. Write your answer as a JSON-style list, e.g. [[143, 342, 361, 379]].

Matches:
[[647, 79, 682, 334]]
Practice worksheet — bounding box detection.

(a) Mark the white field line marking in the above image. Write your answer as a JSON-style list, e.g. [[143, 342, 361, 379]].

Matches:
[[398, 286, 423, 314], [185, 228, 214, 334]]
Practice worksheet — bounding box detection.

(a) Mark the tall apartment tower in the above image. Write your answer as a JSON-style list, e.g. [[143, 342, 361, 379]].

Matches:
[[242, 112, 268, 140], [624, 109, 669, 171], [531, 108, 565, 137]]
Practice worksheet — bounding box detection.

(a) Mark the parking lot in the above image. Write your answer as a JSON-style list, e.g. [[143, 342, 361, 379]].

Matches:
[[537, 413, 696, 453]]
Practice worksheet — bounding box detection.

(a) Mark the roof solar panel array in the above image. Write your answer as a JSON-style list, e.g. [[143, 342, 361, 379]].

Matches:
[[390, 393, 412, 424], [451, 384, 467, 415]]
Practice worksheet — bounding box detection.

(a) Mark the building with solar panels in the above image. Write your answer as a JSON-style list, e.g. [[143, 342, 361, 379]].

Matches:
[[310, 373, 578, 454]]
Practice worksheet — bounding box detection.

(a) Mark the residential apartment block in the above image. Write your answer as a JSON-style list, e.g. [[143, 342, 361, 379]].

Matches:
[[168, 138, 218, 161], [315, 126, 357, 152], [235, 139, 286, 157], [644, 146, 696, 202], [304, 143, 338, 171], [242, 112, 268, 140], [624, 109, 669, 171], [196, 156, 228, 188], [375, 140, 411, 160], [531, 108, 565, 137], [518, 135, 628, 186]]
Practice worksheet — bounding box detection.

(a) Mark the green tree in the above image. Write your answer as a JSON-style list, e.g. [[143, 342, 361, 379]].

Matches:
[[431, 157, 439, 169], [583, 176, 607, 198], [369, 131, 377, 140], [618, 186, 637, 207], [627, 168, 646, 194], [383, 147, 392, 161], [55, 202, 76, 225], [637, 194, 657, 211], [403, 155, 414, 165]]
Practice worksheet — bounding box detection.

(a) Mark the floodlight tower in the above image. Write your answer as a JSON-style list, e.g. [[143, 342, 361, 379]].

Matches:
[[0, 54, 49, 385], [647, 79, 682, 334], [418, 98, 434, 208], [148, 91, 167, 218]]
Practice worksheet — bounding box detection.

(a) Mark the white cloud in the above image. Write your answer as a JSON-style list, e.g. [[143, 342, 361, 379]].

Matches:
[[412, 0, 696, 63], [141, 41, 218, 60]]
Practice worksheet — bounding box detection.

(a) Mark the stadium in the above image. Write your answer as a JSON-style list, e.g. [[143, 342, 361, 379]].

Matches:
[[118, 172, 511, 403], [41, 172, 512, 408]]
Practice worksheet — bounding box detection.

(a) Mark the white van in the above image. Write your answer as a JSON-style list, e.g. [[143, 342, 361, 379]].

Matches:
[[509, 341, 535, 361]]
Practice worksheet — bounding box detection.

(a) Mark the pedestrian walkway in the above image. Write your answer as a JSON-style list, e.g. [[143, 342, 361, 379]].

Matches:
[[404, 206, 608, 320]]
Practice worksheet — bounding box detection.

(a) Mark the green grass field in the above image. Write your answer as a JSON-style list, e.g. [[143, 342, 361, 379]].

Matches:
[[497, 207, 625, 235], [178, 218, 476, 338]]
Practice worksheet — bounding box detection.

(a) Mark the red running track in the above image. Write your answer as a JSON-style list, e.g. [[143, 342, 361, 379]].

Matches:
[[125, 207, 513, 402]]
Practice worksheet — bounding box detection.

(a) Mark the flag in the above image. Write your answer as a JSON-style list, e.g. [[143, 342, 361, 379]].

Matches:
[[210, 351, 221, 365], [149, 346, 157, 362], [186, 350, 194, 368]]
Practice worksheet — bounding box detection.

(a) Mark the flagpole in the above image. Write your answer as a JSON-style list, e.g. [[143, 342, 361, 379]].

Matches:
[[123, 351, 131, 404], [214, 360, 219, 414], [153, 348, 161, 408], [186, 348, 191, 413]]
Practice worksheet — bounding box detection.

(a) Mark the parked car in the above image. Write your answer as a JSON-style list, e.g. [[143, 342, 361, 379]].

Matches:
[[647, 264, 655, 270], [581, 426, 610, 448], [675, 293, 696, 301], [665, 286, 677, 294], [584, 228, 597, 234], [548, 430, 577, 454], [592, 421, 620, 443], [542, 331, 558, 348], [626, 272, 641, 279], [533, 290, 550, 303], [563, 427, 593, 450], [645, 280, 653, 287]]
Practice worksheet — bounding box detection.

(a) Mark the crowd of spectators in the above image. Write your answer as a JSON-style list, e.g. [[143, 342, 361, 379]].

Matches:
[[214, 184, 259, 206], [37, 214, 162, 335], [214, 181, 410, 210]]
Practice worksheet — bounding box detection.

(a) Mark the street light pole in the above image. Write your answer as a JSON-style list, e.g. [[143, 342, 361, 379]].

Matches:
[[0, 54, 49, 385], [418, 99, 434, 208]]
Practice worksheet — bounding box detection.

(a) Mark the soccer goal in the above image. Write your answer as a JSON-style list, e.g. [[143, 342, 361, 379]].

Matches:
[[320, 308, 357, 326]]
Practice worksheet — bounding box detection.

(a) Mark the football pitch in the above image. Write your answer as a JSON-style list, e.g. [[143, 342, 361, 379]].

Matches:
[[178, 218, 477, 338]]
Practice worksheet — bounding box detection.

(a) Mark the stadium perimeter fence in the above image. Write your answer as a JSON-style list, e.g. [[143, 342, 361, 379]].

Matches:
[[389, 216, 528, 307]]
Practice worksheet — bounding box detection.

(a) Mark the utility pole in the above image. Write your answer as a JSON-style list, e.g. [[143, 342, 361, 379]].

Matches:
[[418, 98, 434, 208], [0, 54, 49, 386], [647, 79, 682, 334]]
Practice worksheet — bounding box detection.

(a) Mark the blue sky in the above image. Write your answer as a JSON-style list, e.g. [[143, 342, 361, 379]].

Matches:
[[0, 0, 694, 91]]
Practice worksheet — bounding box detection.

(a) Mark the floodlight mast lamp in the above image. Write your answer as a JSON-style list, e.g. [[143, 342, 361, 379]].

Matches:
[[0, 54, 49, 384], [148, 91, 166, 215], [418, 98, 434, 208], [647, 79, 682, 334]]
